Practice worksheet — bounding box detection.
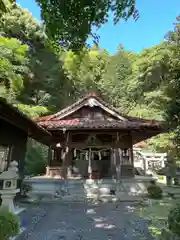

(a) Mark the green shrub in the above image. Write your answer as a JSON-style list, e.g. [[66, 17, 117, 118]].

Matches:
[[25, 140, 48, 176], [21, 182, 32, 197], [168, 203, 180, 236], [147, 180, 163, 199], [0, 207, 19, 240]]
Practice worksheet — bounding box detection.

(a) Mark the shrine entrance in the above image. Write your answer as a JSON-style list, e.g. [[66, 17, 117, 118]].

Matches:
[[36, 91, 164, 181], [71, 148, 111, 179]]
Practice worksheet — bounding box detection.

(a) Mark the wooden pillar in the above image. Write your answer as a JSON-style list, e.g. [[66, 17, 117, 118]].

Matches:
[[11, 135, 28, 179], [119, 132, 135, 177], [6, 145, 13, 170], [129, 146, 135, 177], [47, 146, 52, 166], [46, 146, 52, 176], [62, 147, 73, 178]]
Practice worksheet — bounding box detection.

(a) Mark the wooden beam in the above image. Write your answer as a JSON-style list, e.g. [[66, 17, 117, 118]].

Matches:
[[50, 142, 131, 149]]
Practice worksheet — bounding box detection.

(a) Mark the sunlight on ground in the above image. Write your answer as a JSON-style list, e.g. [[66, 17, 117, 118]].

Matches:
[[86, 208, 116, 230], [95, 223, 116, 229], [86, 208, 96, 214]]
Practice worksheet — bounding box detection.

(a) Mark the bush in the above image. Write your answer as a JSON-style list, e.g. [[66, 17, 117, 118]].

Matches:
[[0, 207, 19, 240], [25, 140, 48, 176], [147, 180, 163, 199], [21, 182, 32, 197], [168, 203, 180, 236]]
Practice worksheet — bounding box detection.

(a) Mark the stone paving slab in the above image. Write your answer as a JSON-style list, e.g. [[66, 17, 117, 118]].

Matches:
[[20, 202, 155, 240], [16, 204, 49, 240]]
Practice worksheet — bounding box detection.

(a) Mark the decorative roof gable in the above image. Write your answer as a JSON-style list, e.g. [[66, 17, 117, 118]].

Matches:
[[38, 92, 130, 122], [35, 92, 165, 132]]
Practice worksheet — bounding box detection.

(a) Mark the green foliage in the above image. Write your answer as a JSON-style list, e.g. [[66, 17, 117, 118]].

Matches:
[[148, 133, 174, 152], [147, 180, 163, 199], [0, 207, 19, 240], [0, 36, 29, 101], [16, 104, 48, 118], [21, 182, 32, 197], [168, 203, 180, 236], [24, 139, 48, 176], [1, 1, 180, 174], [0, 0, 15, 15], [165, 16, 180, 153], [36, 0, 138, 50], [0, 2, 46, 45]]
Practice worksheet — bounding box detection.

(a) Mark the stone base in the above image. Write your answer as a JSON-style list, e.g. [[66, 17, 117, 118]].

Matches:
[[24, 175, 155, 202], [0, 189, 20, 213], [46, 166, 67, 179], [24, 177, 68, 200]]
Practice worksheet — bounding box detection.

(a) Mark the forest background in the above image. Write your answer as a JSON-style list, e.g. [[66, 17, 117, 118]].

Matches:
[[0, 1, 180, 175]]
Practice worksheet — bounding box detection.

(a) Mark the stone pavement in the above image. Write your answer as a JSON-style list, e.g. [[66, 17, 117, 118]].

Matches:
[[20, 202, 155, 240]]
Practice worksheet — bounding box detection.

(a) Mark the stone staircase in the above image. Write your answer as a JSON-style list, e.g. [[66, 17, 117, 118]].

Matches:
[[85, 178, 118, 202], [62, 179, 86, 202], [26, 176, 151, 203], [62, 178, 118, 203], [59, 178, 147, 202]]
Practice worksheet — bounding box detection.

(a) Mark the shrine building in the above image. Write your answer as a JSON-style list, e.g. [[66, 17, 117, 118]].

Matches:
[[35, 92, 165, 180]]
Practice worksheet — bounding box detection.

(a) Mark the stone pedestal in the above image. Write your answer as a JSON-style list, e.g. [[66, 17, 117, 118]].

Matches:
[[0, 189, 20, 213], [46, 166, 67, 179], [0, 161, 21, 213]]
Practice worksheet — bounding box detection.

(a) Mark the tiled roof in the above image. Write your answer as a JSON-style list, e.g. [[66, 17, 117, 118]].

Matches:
[[35, 92, 165, 131], [38, 118, 163, 130], [0, 97, 51, 145]]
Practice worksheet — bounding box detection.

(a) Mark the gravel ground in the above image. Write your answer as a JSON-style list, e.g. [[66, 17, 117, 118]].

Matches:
[[19, 202, 155, 240]]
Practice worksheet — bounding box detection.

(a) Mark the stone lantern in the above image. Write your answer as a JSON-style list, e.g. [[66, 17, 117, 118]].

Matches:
[[0, 161, 20, 213]]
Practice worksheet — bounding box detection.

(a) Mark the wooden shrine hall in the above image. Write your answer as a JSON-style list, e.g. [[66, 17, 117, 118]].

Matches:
[[35, 92, 165, 180]]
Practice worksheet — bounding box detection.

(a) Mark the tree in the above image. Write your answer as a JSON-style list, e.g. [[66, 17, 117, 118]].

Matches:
[[100, 45, 133, 112], [0, 36, 30, 102], [25, 139, 48, 176], [0, 2, 69, 111], [0, 0, 15, 15], [165, 16, 180, 151], [61, 45, 110, 102], [128, 42, 171, 110], [35, 0, 138, 50]]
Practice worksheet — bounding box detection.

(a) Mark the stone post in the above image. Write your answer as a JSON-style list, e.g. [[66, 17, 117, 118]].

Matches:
[[0, 161, 20, 213]]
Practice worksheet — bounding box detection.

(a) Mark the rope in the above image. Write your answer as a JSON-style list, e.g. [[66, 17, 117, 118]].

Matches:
[[75, 148, 109, 153]]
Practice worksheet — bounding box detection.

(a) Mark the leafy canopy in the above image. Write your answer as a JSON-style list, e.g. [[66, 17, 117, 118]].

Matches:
[[35, 0, 138, 50]]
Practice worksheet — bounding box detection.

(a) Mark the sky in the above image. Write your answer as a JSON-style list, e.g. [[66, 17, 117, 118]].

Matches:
[[17, 0, 180, 54]]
